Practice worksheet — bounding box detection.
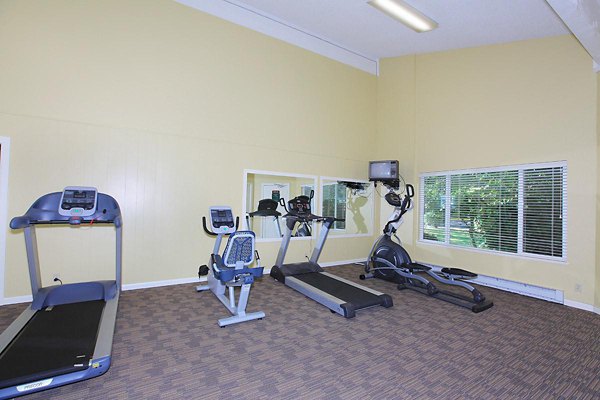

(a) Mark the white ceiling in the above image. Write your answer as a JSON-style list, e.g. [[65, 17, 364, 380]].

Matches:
[[177, 0, 600, 74], [227, 0, 569, 59]]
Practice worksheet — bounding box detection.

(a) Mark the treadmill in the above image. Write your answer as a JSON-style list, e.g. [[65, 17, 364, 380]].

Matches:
[[0, 187, 122, 399], [245, 198, 283, 237], [270, 194, 392, 318]]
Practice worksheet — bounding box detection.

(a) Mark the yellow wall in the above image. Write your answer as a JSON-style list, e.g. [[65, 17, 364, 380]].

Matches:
[[377, 36, 598, 305], [376, 57, 417, 247], [0, 0, 378, 297]]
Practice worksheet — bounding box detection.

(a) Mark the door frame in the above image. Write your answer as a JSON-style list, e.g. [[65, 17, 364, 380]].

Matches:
[[0, 136, 11, 304]]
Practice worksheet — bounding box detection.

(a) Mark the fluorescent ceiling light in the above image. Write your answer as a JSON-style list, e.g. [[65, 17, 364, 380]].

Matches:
[[368, 0, 438, 33]]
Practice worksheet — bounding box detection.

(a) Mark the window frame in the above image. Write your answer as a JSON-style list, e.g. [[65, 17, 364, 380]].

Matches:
[[418, 161, 567, 262], [319, 176, 374, 239]]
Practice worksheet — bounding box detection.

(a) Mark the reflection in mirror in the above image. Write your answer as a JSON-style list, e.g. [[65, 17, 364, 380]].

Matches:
[[320, 178, 374, 236], [244, 171, 317, 240]]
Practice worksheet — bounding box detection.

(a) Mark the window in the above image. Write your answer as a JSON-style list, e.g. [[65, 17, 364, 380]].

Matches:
[[420, 162, 567, 260], [322, 183, 346, 230]]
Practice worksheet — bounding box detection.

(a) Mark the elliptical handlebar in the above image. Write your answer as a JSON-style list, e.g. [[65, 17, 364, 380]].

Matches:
[[383, 183, 415, 234], [202, 215, 239, 236]]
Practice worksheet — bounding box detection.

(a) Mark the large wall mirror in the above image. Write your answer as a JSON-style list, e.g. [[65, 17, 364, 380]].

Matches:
[[244, 170, 317, 240], [319, 177, 374, 237]]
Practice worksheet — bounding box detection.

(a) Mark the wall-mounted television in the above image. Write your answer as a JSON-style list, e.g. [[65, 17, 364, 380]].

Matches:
[[369, 160, 399, 188]]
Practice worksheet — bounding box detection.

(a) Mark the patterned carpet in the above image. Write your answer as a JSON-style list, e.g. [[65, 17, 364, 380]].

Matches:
[[0, 264, 599, 399]]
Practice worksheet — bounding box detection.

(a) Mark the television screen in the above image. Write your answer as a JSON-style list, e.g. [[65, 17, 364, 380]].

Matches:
[[369, 160, 399, 182]]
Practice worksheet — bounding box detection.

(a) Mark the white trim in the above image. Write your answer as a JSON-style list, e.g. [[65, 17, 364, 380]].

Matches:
[[595, 306, 600, 315], [319, 176, 375, 238], [0, 137, 10, 304], [243, 169, 318, 180], [564, 299, 595, 313], [243, 169, 318, 239], [420, 160, 568, 177], [174, 0, 378, 75], [422, 262, 564, 303], [472, 274, 564, 303], [122, 276, 199, 291], [1, 294, 32, 306], [321, 258, 367, 267]]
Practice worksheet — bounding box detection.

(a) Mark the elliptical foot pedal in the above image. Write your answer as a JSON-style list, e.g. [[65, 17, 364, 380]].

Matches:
[[472, 300, 494, 313], [441, 267, 477, 279], [408, 263, 431, 272]]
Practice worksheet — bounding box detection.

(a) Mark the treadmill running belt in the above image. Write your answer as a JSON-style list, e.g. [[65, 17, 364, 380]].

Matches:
[[293, 272, 384, 308], [0, 300, 105, 389]]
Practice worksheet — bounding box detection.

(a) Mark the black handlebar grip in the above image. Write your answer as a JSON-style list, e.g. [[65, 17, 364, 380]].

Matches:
[[406, 184, 415, 198], [279, 198, 289, 212], [202, 216, 218, 236], [235, 216, 239, 231]]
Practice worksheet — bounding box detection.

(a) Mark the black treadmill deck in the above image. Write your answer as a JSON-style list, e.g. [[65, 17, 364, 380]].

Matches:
[[0, 300, 105, 389], [294, 272, 385, 309]]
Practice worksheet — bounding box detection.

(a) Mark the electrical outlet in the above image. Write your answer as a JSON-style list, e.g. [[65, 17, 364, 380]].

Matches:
[[575, 283, 582, 293]]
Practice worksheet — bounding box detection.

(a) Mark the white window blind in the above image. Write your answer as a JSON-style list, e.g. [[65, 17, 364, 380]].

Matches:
[[419, 162, 567, 261]]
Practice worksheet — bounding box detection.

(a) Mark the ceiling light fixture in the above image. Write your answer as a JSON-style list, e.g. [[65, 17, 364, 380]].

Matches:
[[368, 0, 438, 33]]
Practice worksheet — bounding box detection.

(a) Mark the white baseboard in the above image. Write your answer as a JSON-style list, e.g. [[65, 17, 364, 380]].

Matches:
[[123, 277, 199, 291], [1, 278, 202, 305], [420, 262, 565, 304], [472, 274, 564, 303], [564, 299, 596, 313], [321, 258, 367, 268], [2, 259, 599, 317], [0, 295, 32, 306]]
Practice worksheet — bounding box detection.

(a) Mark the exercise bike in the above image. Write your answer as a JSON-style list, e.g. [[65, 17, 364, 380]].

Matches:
[[360, 183, 493, 313], [197, 206, 265, 327]]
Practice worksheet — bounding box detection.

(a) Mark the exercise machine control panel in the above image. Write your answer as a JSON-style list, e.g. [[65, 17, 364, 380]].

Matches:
[[59, 186, 98, 217], [209, 206, 236, 234], [287, 195, 312, 216]]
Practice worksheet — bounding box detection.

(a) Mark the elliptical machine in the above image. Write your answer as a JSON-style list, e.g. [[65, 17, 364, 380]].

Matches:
[[197, 206, 265, 327], [361, 180, 493, 313]]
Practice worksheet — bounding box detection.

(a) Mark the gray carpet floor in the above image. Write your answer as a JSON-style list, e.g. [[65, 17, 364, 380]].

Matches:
[[0, 264, 599, 399]]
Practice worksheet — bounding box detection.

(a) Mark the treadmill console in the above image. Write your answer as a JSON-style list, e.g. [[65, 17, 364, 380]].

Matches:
[[288, 195, 311, 216], [58, 186, 98, 217], [209, 206, 236, 234]]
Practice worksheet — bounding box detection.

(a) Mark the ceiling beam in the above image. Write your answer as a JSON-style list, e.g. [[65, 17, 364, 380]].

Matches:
[[545, 0, 600, 72]]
